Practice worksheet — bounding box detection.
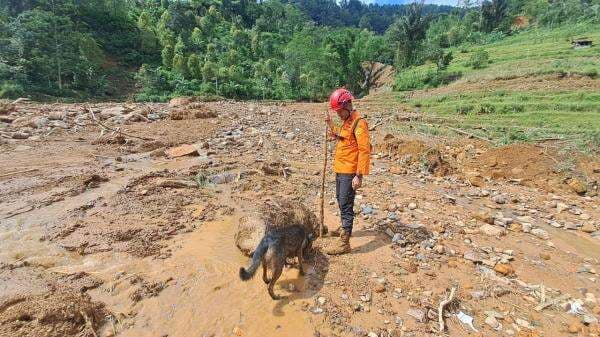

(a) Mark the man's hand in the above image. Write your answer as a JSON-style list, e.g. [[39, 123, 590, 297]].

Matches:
[[352, 175, 362, 190]]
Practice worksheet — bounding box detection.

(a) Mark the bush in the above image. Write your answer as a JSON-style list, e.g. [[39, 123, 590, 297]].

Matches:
[[0, 82, 25, 99], [456, 104, 474, 114], [499, 103, 525, 113], [476, 103, 496, 114], [394, 68, 462, 91], [466, 50, 490, 69]]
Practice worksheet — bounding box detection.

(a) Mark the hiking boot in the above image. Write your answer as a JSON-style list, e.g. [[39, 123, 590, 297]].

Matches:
[[325, 231, 351, 255]]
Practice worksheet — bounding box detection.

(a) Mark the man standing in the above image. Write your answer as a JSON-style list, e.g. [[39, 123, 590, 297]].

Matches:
[[325, 88, 371, 255]]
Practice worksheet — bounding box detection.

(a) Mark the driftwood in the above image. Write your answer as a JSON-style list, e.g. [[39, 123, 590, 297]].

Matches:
[[320, 123, 328, 237], [438, 286, 457, 334], [444, 126, 492, 143]]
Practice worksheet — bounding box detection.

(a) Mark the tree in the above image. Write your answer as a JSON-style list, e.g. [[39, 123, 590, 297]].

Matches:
[[187, 53, 201, 79], [386, 2, 431, 68], [9, 9, 102, 94], [480, 0, 508, 33]]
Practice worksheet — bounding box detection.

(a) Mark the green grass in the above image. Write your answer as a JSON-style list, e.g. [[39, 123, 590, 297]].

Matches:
[[384, 22, 600, 151]]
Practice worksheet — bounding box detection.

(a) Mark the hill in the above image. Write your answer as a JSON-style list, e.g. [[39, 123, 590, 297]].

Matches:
[[364, 22, 599, 150]]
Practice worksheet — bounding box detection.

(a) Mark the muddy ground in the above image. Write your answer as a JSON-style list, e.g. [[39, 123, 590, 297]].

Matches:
[[0, 98, 599, 337]]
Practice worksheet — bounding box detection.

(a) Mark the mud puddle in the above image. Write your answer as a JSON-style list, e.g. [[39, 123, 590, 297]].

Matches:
[[79, 215, 321, 336], [1, 153, 323, 336]]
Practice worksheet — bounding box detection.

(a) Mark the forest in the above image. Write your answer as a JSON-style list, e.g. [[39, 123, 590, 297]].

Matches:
[[0, 0, 598, 101]]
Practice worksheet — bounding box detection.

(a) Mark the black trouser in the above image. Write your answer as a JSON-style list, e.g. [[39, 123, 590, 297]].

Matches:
[[336, 173, 356, 235]]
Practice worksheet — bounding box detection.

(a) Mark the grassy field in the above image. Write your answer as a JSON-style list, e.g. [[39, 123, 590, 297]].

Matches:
[[372, 22, 600, 150]]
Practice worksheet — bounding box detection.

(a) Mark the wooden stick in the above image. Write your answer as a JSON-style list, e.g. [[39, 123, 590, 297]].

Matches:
[[444, 125, 492, 143], [438, 286, 457, 334], [0, 168, 39, 178], [319, 124, 328, 238], [80, 310, 99, 337]]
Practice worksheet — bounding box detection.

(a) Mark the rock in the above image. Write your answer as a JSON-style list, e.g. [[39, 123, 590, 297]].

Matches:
[[556, 202, 570, 213], [494, 263, 515, 276], [392, 233, 404, 244], [209, 172, 237, 184], [0, 115, 14, 123], [484, 310, 504, 319], [509, 223, 523, 232], [479, 224, 506, 237], [407, 308, 426, 322], [100, 106, 131, 119], [29, 116, 49, 128], [374, 284, 386, 293], [405, 262, 418, 273], [492, 194, 507, 204], [169, 96, 194, 107], [584, 292, 597, 306], [564, 222, 579, 230], [466, 173, 485, 187], [389, 166, 406, 175], [463, 250, 483, 263], [154, 179, 197, 189], [311, 307, 324, 314], [408, 202, 417, 210], [581, 223, 596, 233], [474, 210, 494, 224], [539, 252, 551, 260], [48, 111, 67, 120], [568, 322, 582, 333], [367, 332, 378, 337], [317, 297, 326, 305], [485, 316, 501, 330], [549, 221, 563, 228], [522, 223, 532, 233], [515, 318, 531, 329], [568, 178, 587, 194], [11, 131, 30, 139], [361, 206, 373, 215], [531, 228, 550, 240]]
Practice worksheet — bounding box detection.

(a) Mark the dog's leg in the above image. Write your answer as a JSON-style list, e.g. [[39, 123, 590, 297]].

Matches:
[[262, 256, 270, 284], [268, 259, 284, 300], [297, 245, 305, 276]]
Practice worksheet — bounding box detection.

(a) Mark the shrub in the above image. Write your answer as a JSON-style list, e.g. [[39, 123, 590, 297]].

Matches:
[[0, 82, 25, 99], [456, 104, 474, 114], [499, 103, 525, 113], [476, 103, 496, 114], [466, 50, 490, 69]]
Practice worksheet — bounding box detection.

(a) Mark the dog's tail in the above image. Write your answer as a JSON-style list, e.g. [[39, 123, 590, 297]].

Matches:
[[239, 237, 268, 281]]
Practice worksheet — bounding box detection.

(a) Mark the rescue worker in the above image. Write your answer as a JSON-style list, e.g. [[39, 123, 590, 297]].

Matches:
[[324, 88, 371, 255]]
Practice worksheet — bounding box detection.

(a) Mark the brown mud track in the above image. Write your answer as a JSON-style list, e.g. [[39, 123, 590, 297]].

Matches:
[[0, 99, 599, 337]]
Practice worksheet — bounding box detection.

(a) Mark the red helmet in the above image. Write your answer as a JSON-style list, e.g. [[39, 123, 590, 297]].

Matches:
[[329, 88, 354, 111]]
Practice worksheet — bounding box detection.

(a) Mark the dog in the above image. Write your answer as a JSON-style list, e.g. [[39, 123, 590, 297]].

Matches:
[[239, 225, 314, 300]]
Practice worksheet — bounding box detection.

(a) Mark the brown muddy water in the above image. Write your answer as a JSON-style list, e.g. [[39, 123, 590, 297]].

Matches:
[[1, 156, 322, 336]]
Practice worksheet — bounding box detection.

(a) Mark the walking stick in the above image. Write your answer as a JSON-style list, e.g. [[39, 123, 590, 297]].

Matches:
[[320, 122, 328, 238]]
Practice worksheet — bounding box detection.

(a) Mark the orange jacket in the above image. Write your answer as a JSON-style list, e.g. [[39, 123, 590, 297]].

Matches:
[[329, 110, 371, 175]]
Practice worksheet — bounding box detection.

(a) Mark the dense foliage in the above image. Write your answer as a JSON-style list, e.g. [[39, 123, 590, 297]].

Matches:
[[0, 0, 597, 101]]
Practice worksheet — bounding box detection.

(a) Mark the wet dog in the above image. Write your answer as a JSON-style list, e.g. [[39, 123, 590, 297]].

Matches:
[[239, 225, 314, 300]]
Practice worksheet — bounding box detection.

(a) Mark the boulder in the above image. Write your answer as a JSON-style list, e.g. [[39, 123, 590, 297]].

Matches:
[[235, 199, 322, 256], [169, 96, 194, 108], [100, 106, 131, 119]]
